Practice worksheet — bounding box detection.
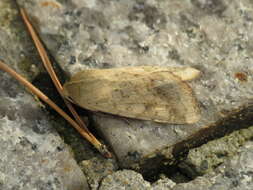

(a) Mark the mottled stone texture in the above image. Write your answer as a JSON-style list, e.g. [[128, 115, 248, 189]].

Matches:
[[171, 141, 253, 190], [99, 170, 151, 190], [93, 139, 253, 189], [16, 0, 253, 174], [0, 0, 89, 189], [179, 126, 253, 178], [80, 157, 118, 190]]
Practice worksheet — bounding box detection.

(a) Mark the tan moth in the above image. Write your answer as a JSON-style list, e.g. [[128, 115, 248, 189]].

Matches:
[[12, 8, 200, 156], [63, 66, 201, 124]]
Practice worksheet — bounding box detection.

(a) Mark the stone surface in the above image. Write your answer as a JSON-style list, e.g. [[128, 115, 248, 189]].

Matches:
[[89, 139, 253, 190], [80, 156, 118, 190], [179, 125, 253, 177], [99, 170, 151, 190], [0, 0, 89, 189], [16, 0, 253, 173], [171, 141, 253, 190], [152, 178, 176, 190]]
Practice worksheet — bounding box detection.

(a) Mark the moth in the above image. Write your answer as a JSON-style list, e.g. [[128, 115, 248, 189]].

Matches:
[[63, 66, 201, 124], [13, 9, 199, 157]]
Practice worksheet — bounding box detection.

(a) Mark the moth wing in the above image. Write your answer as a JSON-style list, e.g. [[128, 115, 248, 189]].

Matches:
[[63, 68, 200, 124], [67, 66, 200, 81], [111, 66, 200, 81]]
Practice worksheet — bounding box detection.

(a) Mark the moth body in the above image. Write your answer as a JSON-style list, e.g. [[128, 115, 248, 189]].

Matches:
[[63, 66, 200, 124]]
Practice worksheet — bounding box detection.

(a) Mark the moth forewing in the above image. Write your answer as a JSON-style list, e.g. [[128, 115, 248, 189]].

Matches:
[[63, 66, 201, 124]]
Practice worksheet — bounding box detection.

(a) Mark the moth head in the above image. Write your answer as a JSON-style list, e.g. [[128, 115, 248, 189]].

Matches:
[[172, 67, 201, 81]]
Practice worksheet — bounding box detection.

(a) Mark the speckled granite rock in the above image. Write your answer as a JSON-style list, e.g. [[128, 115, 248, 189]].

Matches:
[[99, 170, 151, 190], [16, 0, 253, 173], [171, 141, 253, 190], [152, 178, 176, 190], [80, 157, 118, 190], [94, 138, 253, 190], [0, 0, 88, 189], [179, 125, 253, 178]]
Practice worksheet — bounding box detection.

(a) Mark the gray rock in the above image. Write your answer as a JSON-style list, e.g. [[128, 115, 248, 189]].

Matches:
[[171, 141, 253, 190], [16, 0, 253, 173], [80, 157, 118, 190], [152, 178, 176, 190], [172, 177, 213, 190], [0, 0, 89, 189], [97, 140, 253, 190], [99, 170, 151, 190], [179, 126, 253, 177]]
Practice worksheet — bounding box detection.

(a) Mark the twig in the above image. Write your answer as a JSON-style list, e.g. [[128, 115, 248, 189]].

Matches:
[[0, 61, 111, 157], [19, 8, 112, 158], [0, 8, 112, 157], [19, 8, 88, 132]]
